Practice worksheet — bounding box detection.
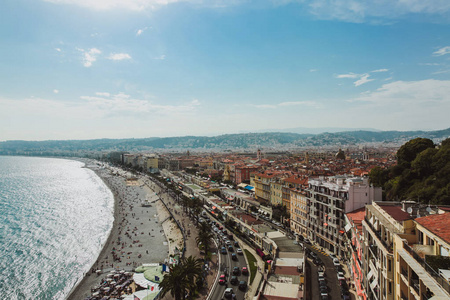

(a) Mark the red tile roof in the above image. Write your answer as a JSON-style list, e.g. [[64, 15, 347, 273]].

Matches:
[[346, 207, 366, 232], [415, 213, 450, 244], [378, 204, 411, 222]]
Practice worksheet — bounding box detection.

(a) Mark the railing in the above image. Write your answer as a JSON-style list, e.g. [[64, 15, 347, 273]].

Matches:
[[411, 279, 420, 294], [403, 242, 450, 295], [364, 217, 391, 252], [401, 267, 408, 278]]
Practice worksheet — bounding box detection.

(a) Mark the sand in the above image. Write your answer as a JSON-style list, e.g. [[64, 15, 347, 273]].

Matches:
[[66, 162, 183, 300]]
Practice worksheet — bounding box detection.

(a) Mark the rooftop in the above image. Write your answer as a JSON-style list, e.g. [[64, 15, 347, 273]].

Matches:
[[377, 204, 411, 222], [415, 213, 450, 244]]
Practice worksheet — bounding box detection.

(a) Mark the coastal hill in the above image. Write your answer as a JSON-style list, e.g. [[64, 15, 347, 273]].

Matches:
[[1, 128, 449, 155]]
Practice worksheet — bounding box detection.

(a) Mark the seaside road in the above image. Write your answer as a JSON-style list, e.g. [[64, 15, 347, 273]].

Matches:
[[144, 176, 219, 300]]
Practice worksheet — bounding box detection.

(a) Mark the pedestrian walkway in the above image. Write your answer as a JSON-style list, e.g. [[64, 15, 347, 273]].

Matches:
[[310, 245, 329, 257]]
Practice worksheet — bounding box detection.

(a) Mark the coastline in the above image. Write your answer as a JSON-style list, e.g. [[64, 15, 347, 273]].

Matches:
[[66, 161, 180, 300]]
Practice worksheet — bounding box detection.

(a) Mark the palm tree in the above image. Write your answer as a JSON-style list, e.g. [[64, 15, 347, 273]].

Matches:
[[159, 256, 203, 300], [196, 222, 214, 256]]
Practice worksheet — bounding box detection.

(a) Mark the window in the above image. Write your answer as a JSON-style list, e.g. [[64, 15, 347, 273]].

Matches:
[[418, 230, 424, 244], [427, 237, 435, 246], [388, 259, 392, 272]]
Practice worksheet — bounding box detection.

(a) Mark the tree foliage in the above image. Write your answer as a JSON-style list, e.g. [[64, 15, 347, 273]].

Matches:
[[369, 138, 450, 205], [159, 256, 203, 300]]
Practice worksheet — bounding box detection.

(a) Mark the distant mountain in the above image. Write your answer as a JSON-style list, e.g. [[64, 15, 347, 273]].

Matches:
[[247, 127, 382, 134], [1, 128, 449, 155]]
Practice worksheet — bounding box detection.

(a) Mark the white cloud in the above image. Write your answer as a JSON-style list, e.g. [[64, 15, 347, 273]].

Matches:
[[107, 53, 132, 60], [53, 89, 59, 94], [95, 92, 111, 97], [353, 79, 450, 104], [309, 69, 318, 72], [371, 68, 389, 73], [302, 0, 450, 23], [153, 55, 166, 60], [336, 72, 359, 79], [336, 72, 374, 86], [55, 48, 61, 52], [354, 74, 374, 86], [433, 46, 450, 56], [279, 101, 319, 107], [253, 104, 277, 109], [78, 48, 101, 67], [79, 92, 200, 116], [253, 101, 320, 109], [136, 27, 150, 36], [44, 0, 204, 11]]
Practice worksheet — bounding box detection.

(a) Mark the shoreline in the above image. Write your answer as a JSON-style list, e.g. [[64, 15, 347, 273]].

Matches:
[[66, 161, 181, 300], [66, 163, 120, 300]]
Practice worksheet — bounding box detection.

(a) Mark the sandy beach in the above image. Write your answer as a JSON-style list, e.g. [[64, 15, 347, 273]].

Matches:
[[67, 162, 183, 300]]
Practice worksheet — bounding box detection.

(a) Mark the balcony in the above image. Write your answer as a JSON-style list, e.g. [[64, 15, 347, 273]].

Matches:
[[364, 217, 392, 252]]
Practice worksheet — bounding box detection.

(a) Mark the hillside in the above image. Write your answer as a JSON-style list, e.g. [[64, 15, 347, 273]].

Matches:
[[0, 128, 449, 155]]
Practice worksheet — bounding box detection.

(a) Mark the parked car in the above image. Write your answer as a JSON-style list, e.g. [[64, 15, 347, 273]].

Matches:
[[219, 274, 226, 285], [239, 280, 247, 290], [223, 288, 234, 299], [333, 258, 340, 268], [233, 266, 240, 275], [241, 267, 249, 275]]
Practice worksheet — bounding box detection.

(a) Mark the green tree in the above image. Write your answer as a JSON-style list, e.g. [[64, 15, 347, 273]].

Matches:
[[159, 256, 203, 300], [196, 222, 214, 256], [396, 138, 434, 166]]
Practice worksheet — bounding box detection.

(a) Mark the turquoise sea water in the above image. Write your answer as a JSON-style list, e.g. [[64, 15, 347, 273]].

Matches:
[[0, 156, 114, 300]]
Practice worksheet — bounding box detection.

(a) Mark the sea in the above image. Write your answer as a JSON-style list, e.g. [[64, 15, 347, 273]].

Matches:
[[0, 156, 115, 300]]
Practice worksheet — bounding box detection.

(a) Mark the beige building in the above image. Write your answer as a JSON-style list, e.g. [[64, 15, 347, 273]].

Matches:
[[394, 212, 450, 300], [290, 188, 308, 237]]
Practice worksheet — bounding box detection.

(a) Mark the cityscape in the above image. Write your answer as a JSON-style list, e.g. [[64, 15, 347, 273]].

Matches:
[[58, 135, 448, 300], [1, 1, 450, 300]]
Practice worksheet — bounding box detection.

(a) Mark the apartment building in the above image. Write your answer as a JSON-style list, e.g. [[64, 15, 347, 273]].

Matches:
[[362, 202, 414, 300], [270, 178, 283, 206], [290, 188, 309, 237], [345, 207, 366, 300], [306, 176, 382, 256], [361, 202, 450, 300], [394, 212, 450, 300]]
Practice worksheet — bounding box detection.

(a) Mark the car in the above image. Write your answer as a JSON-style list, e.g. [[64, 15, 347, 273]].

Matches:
[[225, 240, 231, 245], [228, 234, 234, 240], [221, 247, 227, 254], [314, 258, 322, 265], [230, 275, 238, 284], [223, 287, 234, 299], [219, 226, 223, 230], [241, 267, 249, 275], [231, 253, 237, 260], [320, 286, 328, 293], [333, 258, 340, 266], [234, 241, 239, 247], [337, 272, 345, 281], [318, 271, 325, 279], [236, 248, 243, 255], [319, 279, 327, 288], [228, 245, 234, 252], [219, 274, 226, 285], [233, 266, 240, 275], [239, 280, 247, 290], [222, 229, 228, 235], [213, 227, 218, 232]]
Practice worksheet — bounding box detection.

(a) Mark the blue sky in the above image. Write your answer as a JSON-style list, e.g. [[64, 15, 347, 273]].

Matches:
[[1, 0, 450, 140]]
